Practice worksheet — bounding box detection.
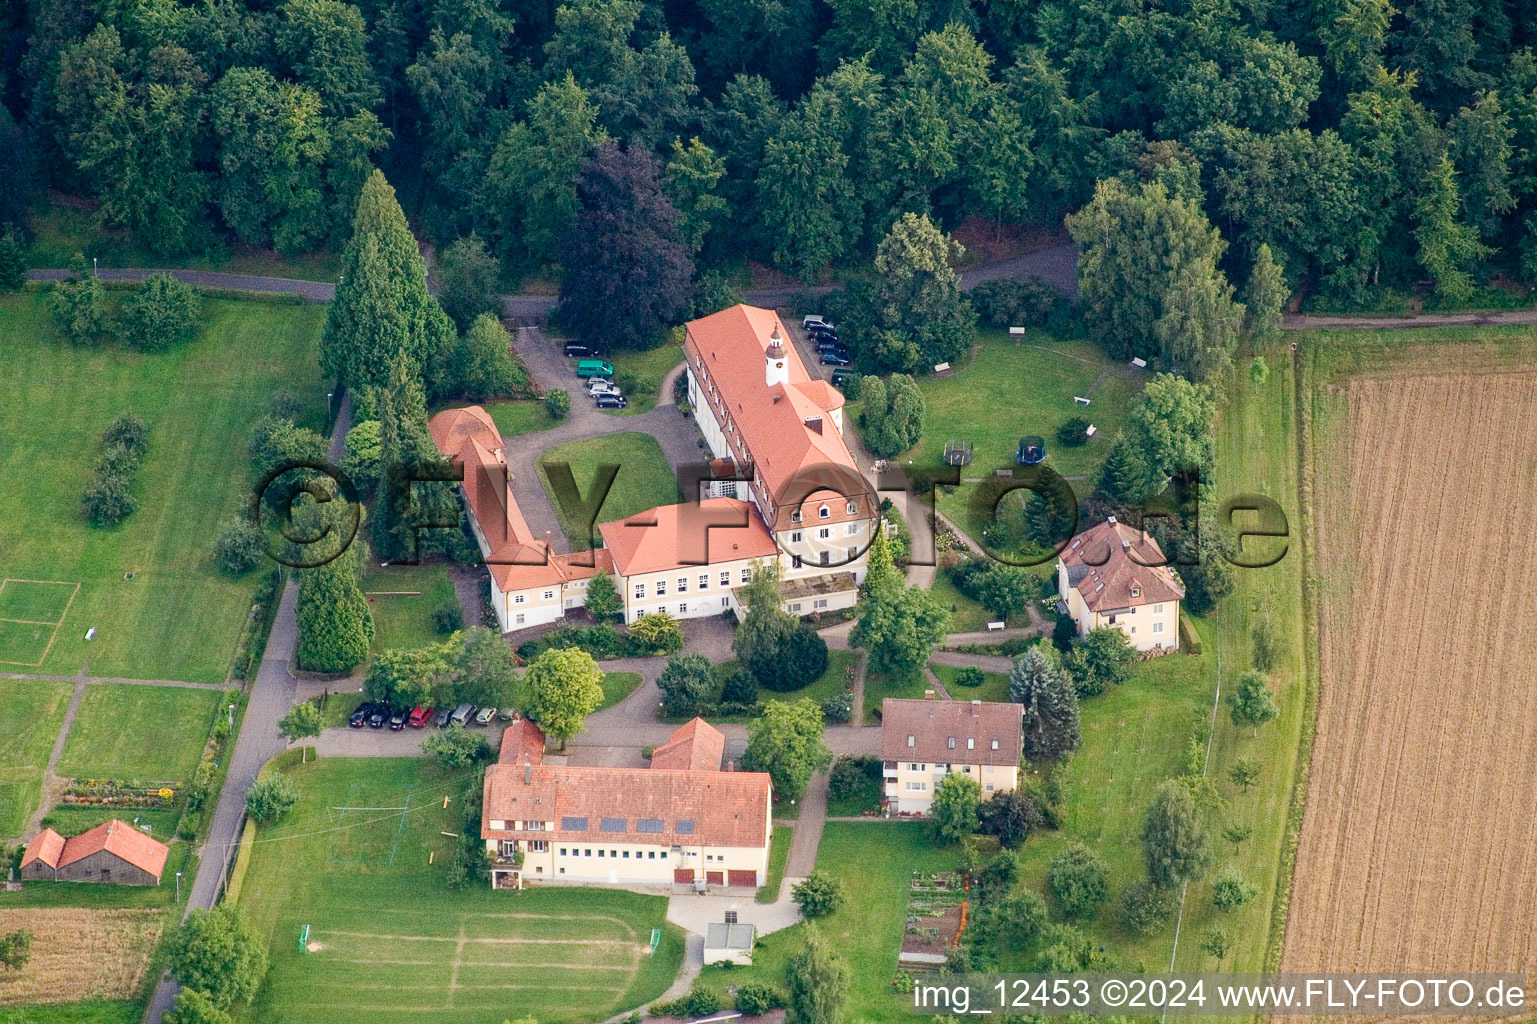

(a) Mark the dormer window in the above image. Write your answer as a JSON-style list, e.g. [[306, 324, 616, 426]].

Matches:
[[818, 505, 830, 519], [846, 501, 858, 514], [947, 737, 955, 749], [1130, 586, 1141, 598], [907, 735, 915, 747], [991, 739, 999, 750], [791, 510, 802, 523]]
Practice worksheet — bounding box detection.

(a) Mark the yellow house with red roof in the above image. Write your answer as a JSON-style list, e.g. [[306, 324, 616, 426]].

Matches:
[[1055, 516, 1184, 652]]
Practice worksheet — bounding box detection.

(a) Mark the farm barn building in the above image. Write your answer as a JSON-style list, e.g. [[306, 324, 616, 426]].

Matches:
[[881, 696, 1024, 814], [1056, 516, 1184, 652], [20, 819, 169, 886], [482, 717, 771, 891]]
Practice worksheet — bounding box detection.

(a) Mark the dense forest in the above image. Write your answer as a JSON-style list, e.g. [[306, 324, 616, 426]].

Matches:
[[4, 0, 1536, 311]]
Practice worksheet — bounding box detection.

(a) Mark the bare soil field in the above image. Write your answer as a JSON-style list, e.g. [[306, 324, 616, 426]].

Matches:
[[1284, 369, 1537, 988], [0, 908, 162, 1005]]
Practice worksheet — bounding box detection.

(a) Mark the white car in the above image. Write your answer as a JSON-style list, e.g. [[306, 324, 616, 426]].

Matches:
[[803, 315, 831, 331], [586, 377, 617, 394], [589, 382, 621, 398]]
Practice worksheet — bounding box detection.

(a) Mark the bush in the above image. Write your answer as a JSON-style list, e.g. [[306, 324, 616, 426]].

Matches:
[[719, 668, 758, 704], [628, 611, 685, 654], [215, 517, 266, 576], [1119, 879, 1176, 936], [433, 601, 464, 634], [1048, 843, 1111, 919], [119, 272, 201, 351], [828, 755, 880, 799], [792, 871, 845, 918], [820, 691, 853, 724], [244, 774, 298, 824], [50, 275, 109, 344], [734, 980, 781, 1015], [178, 811, 201, 840], [680, 985, 722, 1017], [544, 389, 570, 420], [755, 623, 827, 692], [102, 413, 150, 457], [952, 666, 985, 688], [1056, 416, 1091, 446], [81, 473, 137, 526]]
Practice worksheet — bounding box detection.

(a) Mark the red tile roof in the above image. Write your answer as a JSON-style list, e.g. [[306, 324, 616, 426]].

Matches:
[[482, 764, 770, 848], [597, 498, 778, 576], [498, 716, 547, 766], [428, 406, 615, 592], [20, 828, 65, 870], [23, 819, 170, 878], [684, 306, 871, 530], [880, 698, 1024, 766], [1059, 517, 1185, 612], [650, 718, 726, 771]]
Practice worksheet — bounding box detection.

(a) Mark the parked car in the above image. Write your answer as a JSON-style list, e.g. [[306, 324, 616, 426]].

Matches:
[[388, 708, 407, 731], [585, 376, 615, 393], [588, 382, 622, 398], [809, 325, 839, 342], [595, 394, 628, 409], [564, 342, 592, 357], [408, 705, 433, 728], [830, 368, 855, 387], [348, 702, 374, 728], [474, 706, 497, 726], [815, 337, 844, 353], [434, 706, 453, 728], [449, 702, 476, 726], [576, 359, 614, 379], [820, 350, 851, 366], [803, 315, 832, 331], [367, 704, 389, 728], [498, 708, 515, 721]]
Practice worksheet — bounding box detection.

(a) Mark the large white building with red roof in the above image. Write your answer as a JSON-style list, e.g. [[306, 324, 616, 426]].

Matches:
[[1056, 516, 1184, 652], [430, 304, 878, 631], [482, 715, 771, 890], [682, 304, 877, 616]]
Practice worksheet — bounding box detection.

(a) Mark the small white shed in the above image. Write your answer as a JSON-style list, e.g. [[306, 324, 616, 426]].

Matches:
[[704, 922, 756, 966]]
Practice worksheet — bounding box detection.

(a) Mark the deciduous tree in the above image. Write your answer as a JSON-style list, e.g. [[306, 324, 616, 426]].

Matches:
[[525, 647, 605, 747], [791, 871, 845, 917], [784, 924, 849, 1024], [435, 234, 502, 331], [1228, 669, 1280, 734], [1048, 843, 1110, 919], [1064, 627, 1138, 697], [741, 698, 831, 800], [1142, 780, 1214, 889], [245, 774, 298, 824], [657, 652, 715, 718], [119, 273, 201, 352], [166, 905, 269, 1009], [977, 788, 1045, 848], [584, 571, 621, 622], [858, 374, 926, 458], [929, 771, 981, 844]]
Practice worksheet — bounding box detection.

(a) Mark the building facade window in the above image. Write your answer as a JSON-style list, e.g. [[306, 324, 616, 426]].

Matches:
[[634, 583, 646, 599]]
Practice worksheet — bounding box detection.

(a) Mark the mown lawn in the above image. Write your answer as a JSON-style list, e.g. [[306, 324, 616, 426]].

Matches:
[[536, 433, 683, 551], [861, 668, 932, 724], [478, 399, 561, 439], [602, 339, 684, 416], [699, 823, 958, 1023], [756, 824, 793, 903], [57, 684, 224, 783], [360, 562, 459, 654], [1007, 640, 1215, 967], [930, 663, 1011, 704], [238, 757, 683, 1024], [0, 290, 326, 682], [0, 1002, 143, 1024], [0, 680, 73, 836], [897, 330, 1141, 481]]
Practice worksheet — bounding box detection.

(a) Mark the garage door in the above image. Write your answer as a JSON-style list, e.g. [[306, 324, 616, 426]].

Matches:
[[728, 869, 757, 887], [706, 871, 724, 885], [674, 868, 695, 883]]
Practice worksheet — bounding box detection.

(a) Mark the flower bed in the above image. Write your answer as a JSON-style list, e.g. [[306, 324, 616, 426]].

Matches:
[[62, 778, 179, 808]]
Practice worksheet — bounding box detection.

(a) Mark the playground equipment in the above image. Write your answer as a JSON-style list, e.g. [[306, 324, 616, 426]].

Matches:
[[943, 440, 973, 467], [1017, 436, 1046, 464]]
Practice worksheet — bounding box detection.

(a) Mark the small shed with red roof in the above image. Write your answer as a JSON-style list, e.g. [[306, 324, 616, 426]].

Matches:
[[20, 819, 169, 886]]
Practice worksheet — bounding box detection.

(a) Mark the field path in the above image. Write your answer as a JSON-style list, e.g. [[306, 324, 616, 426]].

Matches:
[[17, 670, 88, 841]]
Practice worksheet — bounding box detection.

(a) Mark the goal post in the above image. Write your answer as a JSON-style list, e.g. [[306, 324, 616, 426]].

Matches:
[[299, 924, 310, 952]]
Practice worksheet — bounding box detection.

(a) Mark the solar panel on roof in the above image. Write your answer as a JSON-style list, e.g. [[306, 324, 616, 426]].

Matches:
[[637, 818, 664, 833], [600, 817, 627, 833], [561, 816, 589, 831], [675, 820, 696, 834]]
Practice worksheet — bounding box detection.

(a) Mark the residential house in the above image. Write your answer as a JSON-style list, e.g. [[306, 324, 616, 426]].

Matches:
[[1056, 515, 1183, 652], [880, 695, 1024, 815], [19, 819, 170, 886], [482, 716, 770, 890]]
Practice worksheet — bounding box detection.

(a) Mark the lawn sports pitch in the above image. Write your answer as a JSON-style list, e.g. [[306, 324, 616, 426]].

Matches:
[[0, 579, 79, 666], [1284, 361, 1537, 982], [241, 758, 681, 1023], [292, 907, 650, 1018]]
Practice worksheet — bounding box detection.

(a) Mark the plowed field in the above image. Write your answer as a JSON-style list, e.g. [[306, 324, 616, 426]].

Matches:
[[0, 908, 162, 1005], [1284, 370, 1537, 988]]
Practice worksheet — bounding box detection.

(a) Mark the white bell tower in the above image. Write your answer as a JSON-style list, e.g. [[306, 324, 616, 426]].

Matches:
[[765, 325, 789, 388]]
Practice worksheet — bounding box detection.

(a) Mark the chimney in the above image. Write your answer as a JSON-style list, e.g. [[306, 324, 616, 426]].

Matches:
[[804, 415, 823, 434], [524, 761, 532, 784], [726, 760, 734, 771], [924, 689, 936, 700], [1107, 515, 1117, 526], [972, 699, 981, 708], [1122, 539, 1130, 550]]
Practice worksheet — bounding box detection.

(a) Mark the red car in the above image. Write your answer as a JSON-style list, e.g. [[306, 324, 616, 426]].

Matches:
[[407, 705, 434, 728]]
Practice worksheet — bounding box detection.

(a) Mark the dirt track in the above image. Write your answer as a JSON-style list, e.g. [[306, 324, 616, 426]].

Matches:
[[1283, 371, 1537, 1002]]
